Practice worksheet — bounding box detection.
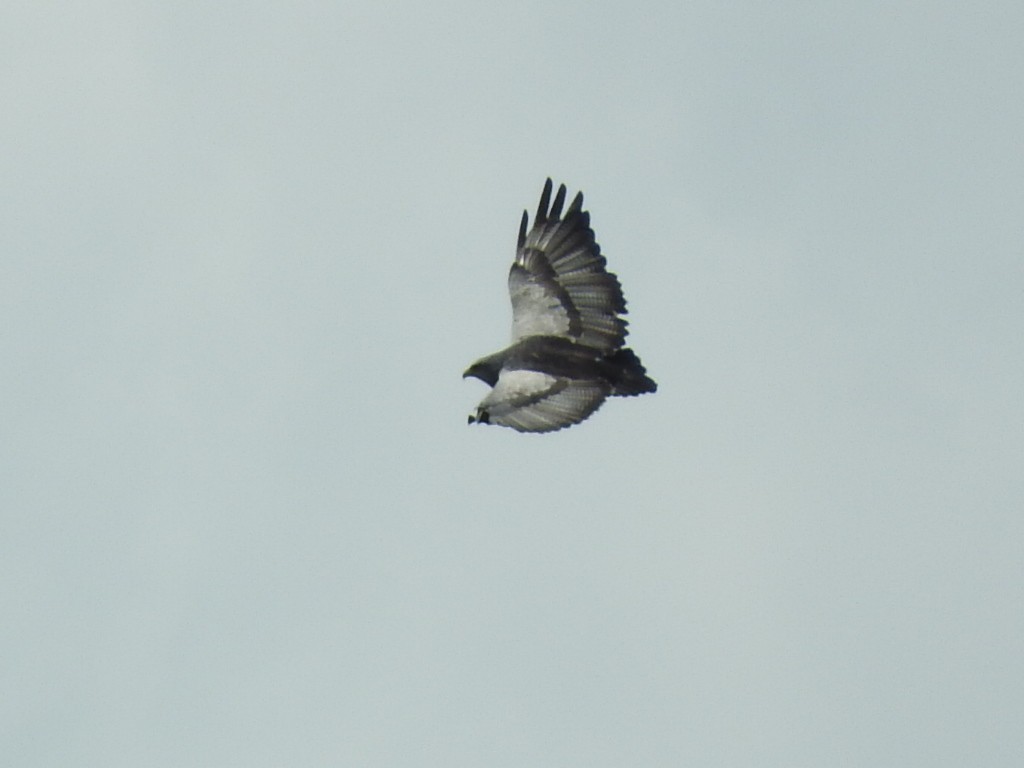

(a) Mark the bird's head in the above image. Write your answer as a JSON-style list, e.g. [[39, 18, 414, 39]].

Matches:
[[462, 355, 502, 387]]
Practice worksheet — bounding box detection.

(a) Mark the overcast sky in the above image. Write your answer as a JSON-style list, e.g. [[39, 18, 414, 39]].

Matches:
[[3, 1, 1023, 765]]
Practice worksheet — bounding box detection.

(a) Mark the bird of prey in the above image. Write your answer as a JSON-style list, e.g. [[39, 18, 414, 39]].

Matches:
[[464, 179, 656, 433]]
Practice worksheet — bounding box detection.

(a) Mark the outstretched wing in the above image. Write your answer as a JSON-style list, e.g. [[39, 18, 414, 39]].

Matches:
[[474, 369, 609, 433], [508, 179, 628, 352]]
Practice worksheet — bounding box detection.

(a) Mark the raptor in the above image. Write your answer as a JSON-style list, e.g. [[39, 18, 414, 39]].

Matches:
[[464, 179, 656, 432]]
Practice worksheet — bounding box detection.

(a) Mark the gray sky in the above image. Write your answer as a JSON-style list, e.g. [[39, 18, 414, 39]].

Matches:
[[3, 1, 1022, 765]]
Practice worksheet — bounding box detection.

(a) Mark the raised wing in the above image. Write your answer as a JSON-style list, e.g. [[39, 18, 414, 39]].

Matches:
[[508, 179, 628, 352], [474, 369, 609, 433]]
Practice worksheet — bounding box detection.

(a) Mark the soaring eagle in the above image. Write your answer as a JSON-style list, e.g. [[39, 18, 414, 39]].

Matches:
[[464, 179, 657, 433]]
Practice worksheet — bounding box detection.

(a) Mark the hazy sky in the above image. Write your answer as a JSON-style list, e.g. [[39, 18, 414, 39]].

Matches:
[[3, 2, 1022, 765]]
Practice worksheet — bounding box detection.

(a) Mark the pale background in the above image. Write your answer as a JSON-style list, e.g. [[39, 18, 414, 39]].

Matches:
[[3, 2, 1022, 765]]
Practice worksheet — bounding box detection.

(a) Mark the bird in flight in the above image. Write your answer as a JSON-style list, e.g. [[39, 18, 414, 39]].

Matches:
[[464, 179, 656, 433]]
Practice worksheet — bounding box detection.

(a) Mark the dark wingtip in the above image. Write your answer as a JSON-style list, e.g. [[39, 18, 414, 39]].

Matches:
[[550, 183, 567, 220], [536, 178, 553, 226], [517, 210, 528, 249], [468, 409, 491, 425], [566, 190, 584, 215]]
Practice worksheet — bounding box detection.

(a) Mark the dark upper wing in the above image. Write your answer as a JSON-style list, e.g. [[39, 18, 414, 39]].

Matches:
[[476, 368, 610, 433], [507, 179, 628, 352]]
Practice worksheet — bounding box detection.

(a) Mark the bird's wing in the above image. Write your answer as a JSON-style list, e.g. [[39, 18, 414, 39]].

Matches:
[[475, 369, 609, 433], [508, 179, 628, 352]]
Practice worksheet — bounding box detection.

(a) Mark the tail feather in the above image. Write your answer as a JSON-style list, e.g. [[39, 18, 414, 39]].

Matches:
[[607, 348, 657, 396]]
